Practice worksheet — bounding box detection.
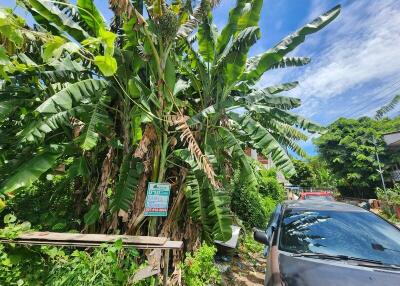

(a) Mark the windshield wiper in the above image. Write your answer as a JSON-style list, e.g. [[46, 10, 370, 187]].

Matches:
[[292, 252, 382, 263], [292, 252, 400, 270]]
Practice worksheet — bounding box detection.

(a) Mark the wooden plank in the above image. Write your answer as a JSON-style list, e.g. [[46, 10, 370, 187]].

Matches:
[[1, 239, 184, 250], [131, 249, 162, 283], [162, 241, 183, 249], [163, 249, 170, 286], [17, 232, 167, 246], [131, 266, 160, 283]]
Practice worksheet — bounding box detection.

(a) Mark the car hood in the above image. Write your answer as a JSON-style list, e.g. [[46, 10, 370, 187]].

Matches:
[[279, 253, 400, 286]]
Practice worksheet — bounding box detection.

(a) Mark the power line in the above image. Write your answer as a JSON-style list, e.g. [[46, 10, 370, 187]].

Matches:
[[337, 80, 400, 118]]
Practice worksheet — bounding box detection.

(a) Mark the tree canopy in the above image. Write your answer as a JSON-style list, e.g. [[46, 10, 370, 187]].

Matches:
[[314, 116, 400, 197]]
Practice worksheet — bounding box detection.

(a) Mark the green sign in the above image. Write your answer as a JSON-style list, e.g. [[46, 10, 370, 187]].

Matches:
[[144, 183, 171, 217]]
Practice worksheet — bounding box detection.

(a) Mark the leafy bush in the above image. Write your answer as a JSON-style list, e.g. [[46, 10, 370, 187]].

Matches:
[[0, 214, 50, 285], [46, 240, 151, 286], [0, 215, 152, 286], [232, 165, 284, 229], [231, 185, 267, 229], [241, 232, 263, 254], [0, 243, 50, 286], [0, 214, 31, 239], [5, 174, 79, 231], [180, 244, 221, 286], [377, 184, 400, 205], [260, 196, 278, 218]]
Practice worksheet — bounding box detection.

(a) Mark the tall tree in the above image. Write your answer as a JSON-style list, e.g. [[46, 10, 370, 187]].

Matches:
[[314, 117, 400, 197], [290, 159, 317, 188], [0, 0, 340, 248]]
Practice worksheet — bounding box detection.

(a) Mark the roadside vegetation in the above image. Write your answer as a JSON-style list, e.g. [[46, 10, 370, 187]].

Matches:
[[0, 0, 342, 285], [315, 116, 400, 198]]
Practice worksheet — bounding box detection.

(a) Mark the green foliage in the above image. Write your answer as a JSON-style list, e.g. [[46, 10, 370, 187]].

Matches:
[[184, 168, 232, 242], [0, 214, 31, 239], [242, 5, 340, 84], [109, 156, 143, 213], [0, 0, 341, 249], [309, 157, 337, 189], [231, 164, 284, 229], [375, 94, 400, 120], [0, 146, 64, 194], [0, 238, 152, 286], [5, 174, 79, 231], [0, 215, 46, 285], [77, 0, 107, 36], [232, 184, 267, 229], [258, 168, 285, 201], [314, 117, 400, 197], [241, 232, 263, 254], [290, 159, 317, 187], [0, 216, 151, 286], [377, 185, 400, 205], [180, 244, 221, 286], [46, 241, 147, 286], [0, 243, 50, 286]]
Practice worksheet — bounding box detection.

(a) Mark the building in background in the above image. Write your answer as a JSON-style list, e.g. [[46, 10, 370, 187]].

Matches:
[[383, 131, 400, 182], [244, 148, 291, 186]]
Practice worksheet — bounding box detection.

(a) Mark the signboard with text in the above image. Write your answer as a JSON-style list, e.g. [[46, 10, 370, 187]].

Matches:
[[144, 183, 171, 217]]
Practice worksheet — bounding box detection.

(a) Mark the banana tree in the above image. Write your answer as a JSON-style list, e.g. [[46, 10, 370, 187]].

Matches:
[[0, 0, 341, 245], [171, 1, 340, 239]]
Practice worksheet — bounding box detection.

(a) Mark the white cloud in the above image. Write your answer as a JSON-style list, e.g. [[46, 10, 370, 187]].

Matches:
[[260, 0, 400, 122]]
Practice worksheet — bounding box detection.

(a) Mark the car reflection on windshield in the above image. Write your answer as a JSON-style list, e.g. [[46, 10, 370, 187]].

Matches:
[[279, 210, 400, 266]]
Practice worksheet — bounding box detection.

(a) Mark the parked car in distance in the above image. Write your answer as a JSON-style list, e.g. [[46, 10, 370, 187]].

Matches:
[[254, 200, 400, 286], [299, 191, 335, 201]]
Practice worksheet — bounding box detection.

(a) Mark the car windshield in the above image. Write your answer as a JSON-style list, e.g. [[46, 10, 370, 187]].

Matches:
[[303, 195, 333, 201], [279, 209, 400, 266]]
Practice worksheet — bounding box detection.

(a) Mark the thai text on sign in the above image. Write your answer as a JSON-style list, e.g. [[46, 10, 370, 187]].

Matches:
[[144, 183, 171, 217]]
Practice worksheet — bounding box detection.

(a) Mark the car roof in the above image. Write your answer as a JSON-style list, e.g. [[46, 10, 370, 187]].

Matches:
[[300, 192, 332, 196], [283, 200, 366, 212]]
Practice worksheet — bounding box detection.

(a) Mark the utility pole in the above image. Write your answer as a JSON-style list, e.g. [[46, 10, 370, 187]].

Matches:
[[372, 135, 391, 212], [373, 135, 387, 192]]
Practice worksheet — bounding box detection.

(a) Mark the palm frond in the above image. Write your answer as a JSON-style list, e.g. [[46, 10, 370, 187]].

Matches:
[[167, 115, 218, 188], [231, 113, 296, 177], [78, 96, 112, 151], [0, 145, 64, 194], [242, 5, 341, 84], [375, 94, 400, 120], [36, 79, 108, 114], [109, 154, 143, 213], [270, 57, 311, 69]]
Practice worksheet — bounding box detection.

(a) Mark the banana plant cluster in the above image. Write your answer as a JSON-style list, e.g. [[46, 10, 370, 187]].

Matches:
[[0, 0, 340, 242]]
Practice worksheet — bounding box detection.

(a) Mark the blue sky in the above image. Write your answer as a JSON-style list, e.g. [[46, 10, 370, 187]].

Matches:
[[2, 0, 400, 154]]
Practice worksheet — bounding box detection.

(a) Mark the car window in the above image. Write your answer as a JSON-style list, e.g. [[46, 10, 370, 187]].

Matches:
[[279, 209, 400, 266]]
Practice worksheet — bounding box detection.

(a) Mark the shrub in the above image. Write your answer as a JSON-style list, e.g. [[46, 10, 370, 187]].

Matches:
[[0, 243, 50, 286], [231, 186, 267, 229], [0, 215, 153, 286], [377, 185, 400, 205], [260, 196, 277, 218], [231, 165, 284, 229], [0, 214, 50, 285], [180, 244, 221, 286], [46, 240, 148, 286], [241, 232, 263, 254], [258, 168, 285, 201], [5, 174, 79, 231]]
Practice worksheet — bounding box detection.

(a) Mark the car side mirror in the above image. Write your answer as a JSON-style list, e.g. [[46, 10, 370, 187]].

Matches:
[[253, 229, 270, 245]]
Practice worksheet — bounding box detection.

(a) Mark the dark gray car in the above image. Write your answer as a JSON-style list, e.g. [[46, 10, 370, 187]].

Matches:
[[254, 200, 400, 286]]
